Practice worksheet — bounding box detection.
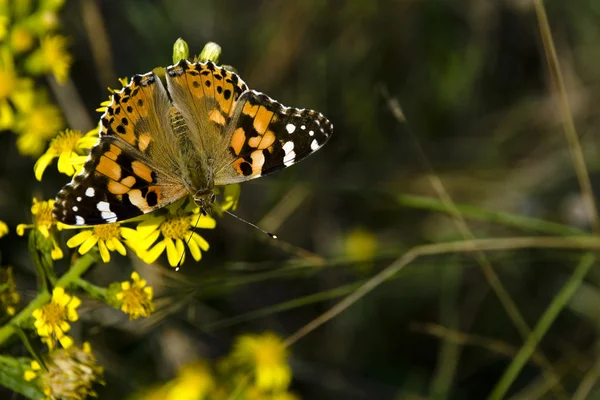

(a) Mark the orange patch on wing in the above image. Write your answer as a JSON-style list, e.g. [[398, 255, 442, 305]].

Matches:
[[108, 180, 130, 195], [242, 102, 259, 117], [131, 160, 154, 182], [232, 158, 246, 176], [96, 156, 122, 181], [209, 109, 226, 126], [116, 126, 136, 146], [258, 130, 276, 149], [138, 133, 151, 152], [253, 106, 273, 135], [121, 176, 136, 187], [231, 128, 246, 155]]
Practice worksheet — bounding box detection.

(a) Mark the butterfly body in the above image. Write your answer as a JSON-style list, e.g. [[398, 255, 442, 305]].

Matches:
[[53, 60, 332, 225]]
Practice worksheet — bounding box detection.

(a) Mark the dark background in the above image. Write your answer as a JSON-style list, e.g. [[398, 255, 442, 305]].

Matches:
[[2, 0, 600, 398]]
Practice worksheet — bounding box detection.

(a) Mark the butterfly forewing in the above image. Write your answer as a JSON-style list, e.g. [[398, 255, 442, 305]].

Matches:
[[53, 72, 187, 225], [214, 90, 333, 185]]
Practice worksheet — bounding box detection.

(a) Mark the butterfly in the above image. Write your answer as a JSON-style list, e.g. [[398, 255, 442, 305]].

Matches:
[[52, 60, 333, 225]]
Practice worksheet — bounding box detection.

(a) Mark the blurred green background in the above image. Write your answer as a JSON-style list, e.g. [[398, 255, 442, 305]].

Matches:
[[3, 0, 600, 398]]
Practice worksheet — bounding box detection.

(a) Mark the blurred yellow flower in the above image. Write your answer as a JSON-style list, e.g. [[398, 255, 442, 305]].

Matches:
[[32, 286, 80, 350], [0, 15, 8, 41], [134, 202, 215, 267], [115, 272, 154, 320], [66, 222, 136, 263], [345, 227, 377, 262], [23, 342, 104, 399], [0, 267, 19, 316], [231, 332, 291, 392], [35, 128, 98, 180], [16, 198, 58, 238], [10, 25, 34, 53], [15, 101, 64, 156], [165, 361, 215, 400], [32, 34, 72, 83], [0, 49, 17, 101], [0, 220, 7, 238]]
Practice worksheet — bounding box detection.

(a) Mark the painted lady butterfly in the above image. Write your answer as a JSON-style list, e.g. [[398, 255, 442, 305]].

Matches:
[[52, 60, 333, 225]]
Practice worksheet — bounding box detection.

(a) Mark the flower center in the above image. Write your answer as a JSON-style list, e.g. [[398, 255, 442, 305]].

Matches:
[[41, 302, 66, 325], [49, 129, 82, 154], [93, 224, 121, 241], [160, 215, 191, 240], [34, 201, 54, 226]]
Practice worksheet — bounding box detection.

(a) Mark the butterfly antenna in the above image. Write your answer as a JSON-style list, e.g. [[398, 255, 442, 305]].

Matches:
[[223, 209, 277, 239], [176, 212, 202, 271]]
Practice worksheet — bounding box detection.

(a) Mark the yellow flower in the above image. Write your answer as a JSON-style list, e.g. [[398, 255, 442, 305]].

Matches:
[[10, 25, 34, 53], [15, 101, 64, 156], [115, 272, 154, 320], [32, 287, 80, 350], [0, 220, 7, 238], [17, 198, 58, 239], [231, 332, 291, 392], [0, 49, 17, 101], [23, 342, 104, 399], [345, 227, 377, 262], [38, 34, 72, 83], [35, 128, 98, 181], [0, 267, 19, 316], [165, 361, 215, 400], [66, 222, 136, 263], [0, 15, 8, 41], [134, 202, 215, 267]]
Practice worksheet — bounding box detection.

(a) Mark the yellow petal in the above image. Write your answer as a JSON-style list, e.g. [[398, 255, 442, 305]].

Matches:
[[66, 230, 93, 248], [78, 234, 99, 254], [195, 215, 216, 229], [57, 151, 76, 176], [187, 235, 201, 261], [191, 232, 210, 251], [112, 237, 126, 255], [165, 238, 180, 267], [141, 241, 166, 264], [98, 240, 110, 262], [24, 370, 37, 381], [34, 152, 55, 181]]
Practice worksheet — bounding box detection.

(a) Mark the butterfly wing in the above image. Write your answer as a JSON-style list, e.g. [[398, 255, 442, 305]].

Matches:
[[214, 90, 333, 185], [53, 72, 187, 225], [165, 60, 248, 161]]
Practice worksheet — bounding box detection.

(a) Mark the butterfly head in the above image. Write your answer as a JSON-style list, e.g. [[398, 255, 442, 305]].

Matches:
[[193, 189, 216, 216]]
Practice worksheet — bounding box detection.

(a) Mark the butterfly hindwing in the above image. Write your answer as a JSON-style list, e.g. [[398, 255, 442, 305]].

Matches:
[[53, 137, 188, 225], [214, 90, 333, 185]]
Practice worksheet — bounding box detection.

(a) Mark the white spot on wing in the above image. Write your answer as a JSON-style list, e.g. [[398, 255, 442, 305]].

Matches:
[[72, 206, 78, 212], [311, 139, 320, 151], [85, 188, 95, 197], [301, 125, 306, 130], [76, 197, 82, 202], [75, 216, 85, 225], [286, 124, 296, 134], [284, 151, 296, 166], [309, 130, 314, 136], [97, 201, 111, 212], [101, 212, 117, 223]]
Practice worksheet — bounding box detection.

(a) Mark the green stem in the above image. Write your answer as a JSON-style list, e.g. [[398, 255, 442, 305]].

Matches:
[[397, 194, 589, 236], [73, 278, 107, 300], [0, 253, 98, 347], [488, 253, 596, 400]]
